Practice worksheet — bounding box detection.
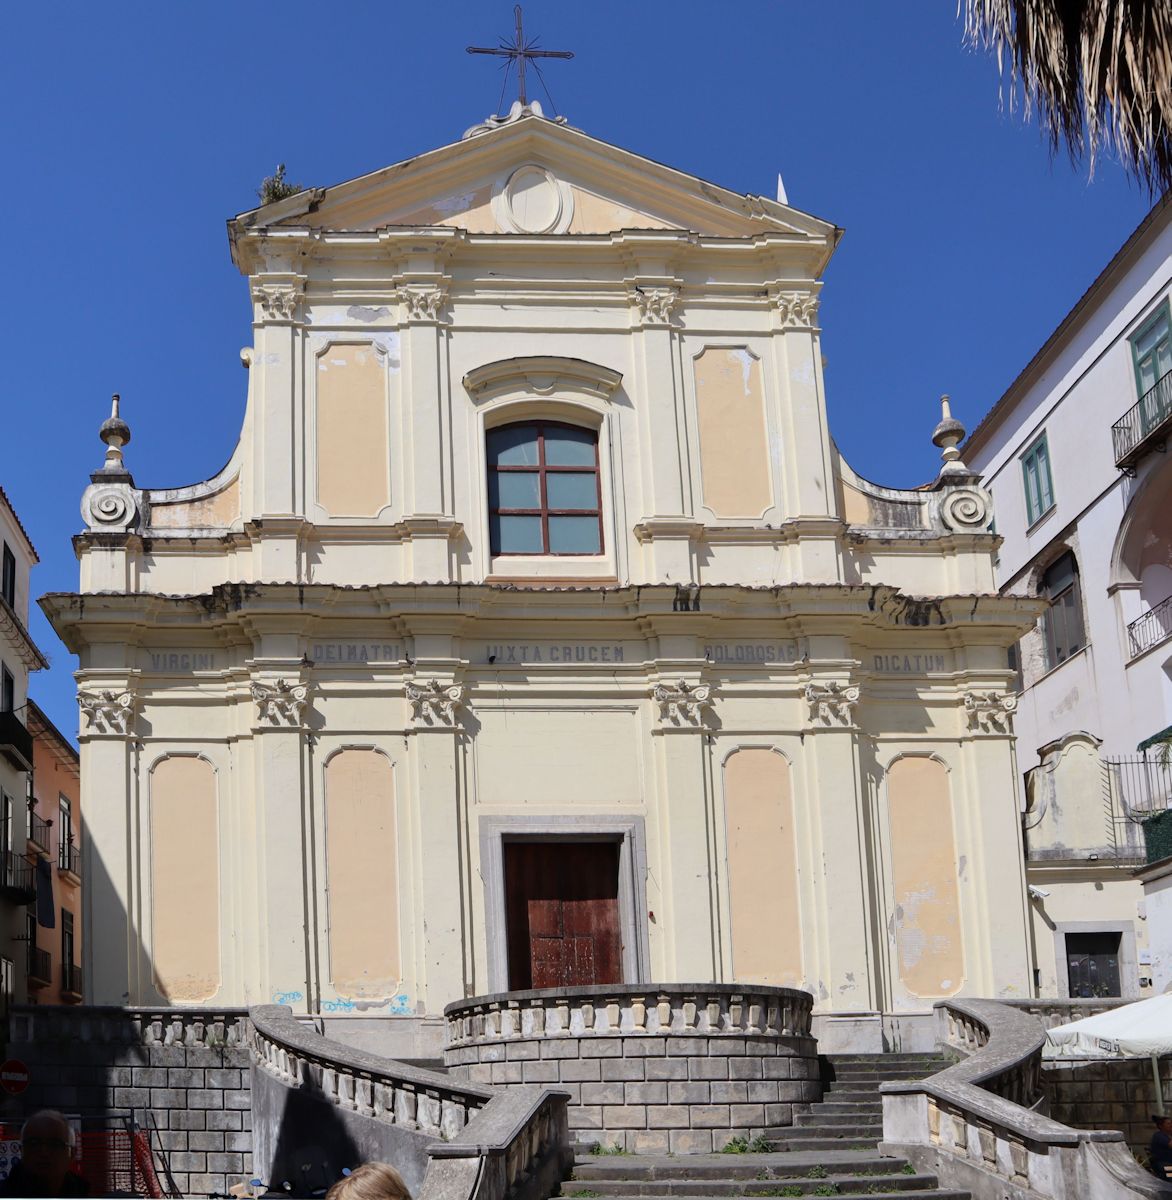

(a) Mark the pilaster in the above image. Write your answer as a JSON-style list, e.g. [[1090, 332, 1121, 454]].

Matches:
[[77, 682, 139, 1004], [651, 676, 720, 980], [406, 671, 469, 1011]]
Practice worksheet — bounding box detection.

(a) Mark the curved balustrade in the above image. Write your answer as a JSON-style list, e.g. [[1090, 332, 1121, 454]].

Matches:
[[250, 1005, 570, 1200], [445, 982, 814, 1046], [881, 997, 1172, 1200]]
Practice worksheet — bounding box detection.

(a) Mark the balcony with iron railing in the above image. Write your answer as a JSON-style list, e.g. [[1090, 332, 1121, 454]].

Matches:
[[1128, 593, 1172, 659], [58, 838, 81, 883], [1113, 366, 1172, 470], [26, 946, 50, 989], [0, 852, 35, 904], [0, 710, 32, 773], [27, 812, 51, 858], [61, 962, 82, 1002]]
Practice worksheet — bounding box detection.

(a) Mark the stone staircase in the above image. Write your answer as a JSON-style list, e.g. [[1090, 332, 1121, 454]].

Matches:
[[569, 1053, 968, 1200]]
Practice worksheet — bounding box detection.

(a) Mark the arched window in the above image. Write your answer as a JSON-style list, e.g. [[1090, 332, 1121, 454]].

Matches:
[[1041, 551, 1086, 668], [487, 422, 602, 556]]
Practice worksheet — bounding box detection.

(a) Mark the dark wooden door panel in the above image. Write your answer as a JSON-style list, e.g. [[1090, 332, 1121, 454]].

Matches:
[[504, 841, 622, 990]]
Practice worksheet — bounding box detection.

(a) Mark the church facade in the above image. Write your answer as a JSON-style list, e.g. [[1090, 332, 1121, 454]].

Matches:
[[44, 105, 1038, 1052]]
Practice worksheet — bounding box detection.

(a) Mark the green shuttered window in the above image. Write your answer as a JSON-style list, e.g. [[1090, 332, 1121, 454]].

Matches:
[[1021, 433, 1054, 527]]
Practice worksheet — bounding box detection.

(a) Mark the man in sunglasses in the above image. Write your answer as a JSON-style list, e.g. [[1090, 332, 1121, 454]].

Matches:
[[0, 1110, 88, 1196]]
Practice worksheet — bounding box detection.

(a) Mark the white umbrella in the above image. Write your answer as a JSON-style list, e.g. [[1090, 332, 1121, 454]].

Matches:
[[1044, 993, 1172, 1114]]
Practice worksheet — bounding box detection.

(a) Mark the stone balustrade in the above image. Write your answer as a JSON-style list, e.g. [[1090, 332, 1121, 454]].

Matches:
[[9, 1003, 249, 1048], [444, 984, 819, 1154], [250, 1005, 570, 1200], [997, 996, 1129, 1032], [881, 997, 1172, 1200], [445, 983, 814, 1046]]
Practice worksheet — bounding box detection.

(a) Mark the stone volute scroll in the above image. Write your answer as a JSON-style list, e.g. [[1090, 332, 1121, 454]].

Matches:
[[81, 394, 143, 534], [78, 689, 136, 736], [804, 681, 860, 727], [929, 395, 995, 534], [406, 679, 466, 728], [401, 286, 448, 324], [250, 679, 312, 727], [652, 680, 713, 728], [964, 689, 1017, 733]]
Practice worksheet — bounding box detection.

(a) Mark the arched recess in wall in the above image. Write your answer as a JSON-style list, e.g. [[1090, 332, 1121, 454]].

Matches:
[[149, 754, 220, 1002], [885, 755, 963, 999], [324, 747, 399, 998], [723, 747, 802, 985], [1111, 467, 1172, 614]]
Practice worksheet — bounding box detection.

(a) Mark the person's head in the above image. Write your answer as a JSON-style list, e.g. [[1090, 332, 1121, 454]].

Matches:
[[1154, 1115, 1172, 1135], [325, 1162, 411, 1200], [20, 1110, 74, 1188]]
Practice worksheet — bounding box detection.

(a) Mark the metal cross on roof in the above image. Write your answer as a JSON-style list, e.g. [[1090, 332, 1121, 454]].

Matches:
[[467, 6, 573, 112]]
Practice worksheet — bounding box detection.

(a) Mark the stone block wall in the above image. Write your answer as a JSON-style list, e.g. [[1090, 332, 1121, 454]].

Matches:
[[1044, 1057, 1172, 1160], [444, 984, 820, 1153], [5, 1006, 252, 1197]]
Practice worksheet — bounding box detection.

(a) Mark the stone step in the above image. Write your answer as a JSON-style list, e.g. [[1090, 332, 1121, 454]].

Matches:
[[573, 1151, 915, 1180], [825, 1054, 948, 1066], [821, 1088, 889, 1104], [794, 1109, 878, 1127], [768, 1135, 882, 1152], [808, 1102, 884, 1116], [565, 1191, 968, 1200]]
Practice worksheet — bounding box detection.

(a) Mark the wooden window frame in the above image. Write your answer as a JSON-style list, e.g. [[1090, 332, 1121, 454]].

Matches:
[[1041, 551, 1086, 669], [0, 544, 13, 609], [1020, 432, 1054, 527], [1130, 298, 1172, 398], [487, 421, 604, 557]]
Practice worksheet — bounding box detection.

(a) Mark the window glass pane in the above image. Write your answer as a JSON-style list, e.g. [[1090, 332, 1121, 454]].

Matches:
[[544, 426, 596, 466], [546, 472, 598, 510], [1024, 458, 1040, 524], [548, 516, 601, 554], [491, 514, 543, 554], [489, 471, 541, 510], [487, 426, 539, 467], [1035, 442, 1053, 511]]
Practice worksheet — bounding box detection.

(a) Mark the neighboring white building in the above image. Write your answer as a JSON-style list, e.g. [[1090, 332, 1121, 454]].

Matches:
[[965, 194, 1172, 1003], [0, 486, 49, 1011]]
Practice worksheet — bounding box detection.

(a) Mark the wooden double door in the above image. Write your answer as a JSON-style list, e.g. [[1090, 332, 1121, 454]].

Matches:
[[504, 841, 623, 990]]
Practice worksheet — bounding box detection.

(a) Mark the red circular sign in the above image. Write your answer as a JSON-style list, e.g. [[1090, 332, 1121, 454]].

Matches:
[[0, 1061, 29, 1096]]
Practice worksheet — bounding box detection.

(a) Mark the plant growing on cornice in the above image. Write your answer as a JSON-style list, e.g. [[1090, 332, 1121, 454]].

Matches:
[[257, 163, 303, 206]]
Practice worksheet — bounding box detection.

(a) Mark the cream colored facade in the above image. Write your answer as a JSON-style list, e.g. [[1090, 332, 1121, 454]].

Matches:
[[44, 108, 1039, 1050]]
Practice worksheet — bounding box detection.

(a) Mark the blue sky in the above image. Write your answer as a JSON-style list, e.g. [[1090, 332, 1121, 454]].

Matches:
[[1, 2, 1153, 738]]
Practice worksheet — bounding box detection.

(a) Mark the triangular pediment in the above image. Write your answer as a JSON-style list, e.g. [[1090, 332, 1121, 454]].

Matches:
[[234, 116, 835, 244]]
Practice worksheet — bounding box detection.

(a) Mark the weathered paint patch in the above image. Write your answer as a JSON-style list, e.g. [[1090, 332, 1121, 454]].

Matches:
[[150, 477, 241, 530], [694, 347, 772, 518], [888, 757, 964, 998], [316, 342, 389, 517], [725, 748, 802, 986], [325, 750, 400, 997], [151, 756, 220, 1002]]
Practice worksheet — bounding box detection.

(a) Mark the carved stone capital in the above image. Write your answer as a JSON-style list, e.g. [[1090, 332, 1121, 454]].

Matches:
[[804, 681, 859, 726], [251, 283, 303, 323], [964, 690, 1017, 733], [406, 679, 465, 728], [401, 287, 447, 324], [631, 287, 679, 327], [251, 679, 312, 727], [774, 291, 820, 331], [81, 481, 141, 533], [78, 690, 136, 736], [652, 680, 713, 728]]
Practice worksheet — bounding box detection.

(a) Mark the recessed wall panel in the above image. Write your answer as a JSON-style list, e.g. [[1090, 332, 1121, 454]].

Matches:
[[694, 347, 772, 517], [316, 343, 389, 517]]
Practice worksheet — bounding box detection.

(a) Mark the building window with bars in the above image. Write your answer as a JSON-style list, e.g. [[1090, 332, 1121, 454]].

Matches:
[[1041, 551, 1086, 669], [1021, 433, 1054, 527], [487, 422, 603, 556]]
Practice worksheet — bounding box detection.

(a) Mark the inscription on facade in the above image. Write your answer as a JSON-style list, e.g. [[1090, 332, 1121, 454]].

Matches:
[[311, 642, 404, 664], [872, 654, 948, 674], [481, 643, 627, 664], [705, 642, 801, 664], [147, 651, 218, 671]]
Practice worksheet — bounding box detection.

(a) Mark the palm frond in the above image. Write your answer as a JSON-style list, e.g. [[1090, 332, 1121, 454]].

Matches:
[[962, 0, 1172, 192]]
